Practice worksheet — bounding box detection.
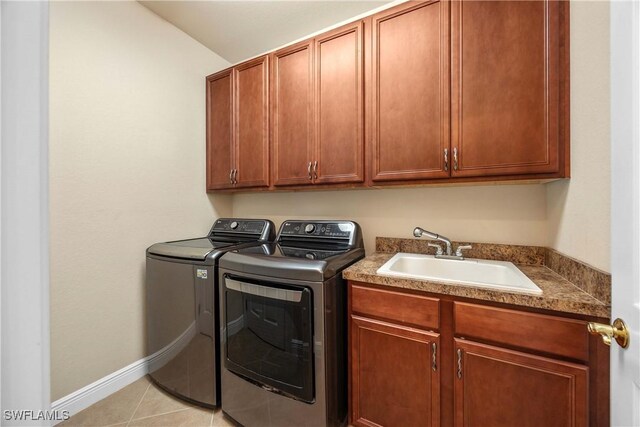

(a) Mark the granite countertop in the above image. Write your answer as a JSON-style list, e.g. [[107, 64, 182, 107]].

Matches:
[[343, 252, 610, 318]]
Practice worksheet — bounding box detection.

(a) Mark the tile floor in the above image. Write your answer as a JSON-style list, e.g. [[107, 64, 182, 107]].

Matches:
[[59, 376, 236, 427]]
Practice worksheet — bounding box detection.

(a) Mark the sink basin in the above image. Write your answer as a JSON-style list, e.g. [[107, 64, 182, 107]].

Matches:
[[376, 253, 542, 295]]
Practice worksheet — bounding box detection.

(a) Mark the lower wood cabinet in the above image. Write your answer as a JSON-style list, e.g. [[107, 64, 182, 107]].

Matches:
[[351, 315, 440, 427], [348, 281, 609, 427], [454, 339, 588, 427]]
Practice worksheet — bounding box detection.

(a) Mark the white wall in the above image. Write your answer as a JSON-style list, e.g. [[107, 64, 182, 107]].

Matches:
[[233, 185, 548, 254], [547, 1, 611, 273], [50, 1, 231, 401]]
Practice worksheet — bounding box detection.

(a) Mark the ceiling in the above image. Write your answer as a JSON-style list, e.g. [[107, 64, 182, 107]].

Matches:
[[139, 1, 391, 64]]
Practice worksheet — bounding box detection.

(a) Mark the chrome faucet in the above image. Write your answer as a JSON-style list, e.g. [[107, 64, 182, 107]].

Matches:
[[413, 227, 453, 256], [413, 227, 472, 260]]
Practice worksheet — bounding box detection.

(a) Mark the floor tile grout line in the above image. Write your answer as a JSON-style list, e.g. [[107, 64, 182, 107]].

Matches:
[[128, 406, 196, 423], [125, 380, 152, 427], [127, 383, 210, 422]]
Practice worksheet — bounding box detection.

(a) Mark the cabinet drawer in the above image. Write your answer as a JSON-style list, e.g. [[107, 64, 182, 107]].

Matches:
[[454, 302, 589, 361], [350, 283, 439, 330]]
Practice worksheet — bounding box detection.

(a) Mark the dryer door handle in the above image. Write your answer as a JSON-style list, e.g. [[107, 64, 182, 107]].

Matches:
[[225, 278, 303, 303]]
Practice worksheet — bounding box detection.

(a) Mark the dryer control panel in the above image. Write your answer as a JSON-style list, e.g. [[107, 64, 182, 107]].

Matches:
[[277, 220, 362, 248]]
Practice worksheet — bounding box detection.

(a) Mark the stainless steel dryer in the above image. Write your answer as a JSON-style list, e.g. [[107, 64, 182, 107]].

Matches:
[[146, 218, 275, 408], [218, 220, 364, 426]]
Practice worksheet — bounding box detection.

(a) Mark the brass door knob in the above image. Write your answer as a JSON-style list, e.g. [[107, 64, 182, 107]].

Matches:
[[588, 318, 630, 348]]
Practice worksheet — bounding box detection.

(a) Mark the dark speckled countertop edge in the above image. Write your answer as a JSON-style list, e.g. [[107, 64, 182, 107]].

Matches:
[[343, 252, 610, 319]]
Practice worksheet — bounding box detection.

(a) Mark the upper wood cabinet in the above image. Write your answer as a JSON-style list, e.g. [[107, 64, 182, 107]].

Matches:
[[271, 22, 365, 187], [234, 56, 270, 188], [314, 22, 365, 185], [206, 69, 234, 190], [206, 56, 270, 191], [450, 0, 568, 177], [206, 0, 570, 192], [271, 41, 315, 186], [371, 1, 450, 182]]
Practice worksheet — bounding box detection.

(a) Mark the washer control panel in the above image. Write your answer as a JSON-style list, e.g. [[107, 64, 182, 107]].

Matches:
[[210, 219, 267, 235], [279, 221, 355, 239]]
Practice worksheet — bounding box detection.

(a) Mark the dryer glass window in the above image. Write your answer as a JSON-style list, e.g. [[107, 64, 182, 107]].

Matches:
[[223, 276, 314, 402]]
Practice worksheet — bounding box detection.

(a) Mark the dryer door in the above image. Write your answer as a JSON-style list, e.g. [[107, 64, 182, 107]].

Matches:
[[223, 275, 315, 403]]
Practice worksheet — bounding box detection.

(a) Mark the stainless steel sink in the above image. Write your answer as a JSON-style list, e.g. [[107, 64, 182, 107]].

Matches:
[[376, 253, 542, 295]]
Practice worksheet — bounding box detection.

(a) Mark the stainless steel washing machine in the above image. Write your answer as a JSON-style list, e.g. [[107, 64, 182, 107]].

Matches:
[[146, 218, 275, 407]]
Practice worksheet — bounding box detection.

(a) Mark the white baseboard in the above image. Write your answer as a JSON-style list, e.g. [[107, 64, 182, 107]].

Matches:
[[50, 356, 149, 426], [50, 322, 197, 425]]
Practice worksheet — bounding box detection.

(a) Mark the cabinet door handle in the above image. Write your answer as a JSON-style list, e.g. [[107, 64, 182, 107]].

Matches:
[[457, 348, 463, 379], [444, 148, 449, 171], [233, 169, 237, 184], [229, 169, 233, 184], [453, 147, 459, 171], [313, 161, 318, 180], [432, 342, 437, 371], [307, 162, 312, 180]]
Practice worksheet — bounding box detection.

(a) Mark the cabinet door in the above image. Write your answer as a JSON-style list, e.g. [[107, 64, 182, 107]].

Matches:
[[234, 56, 270, 188], [371, 1, 450, 182], [451, 0, 565, 177], [454, 339, 588, 427], [271, 41, 315, 187], [206, 70, 234, 190], [314, 22, 364, 184], [351, 315, 440, 427]]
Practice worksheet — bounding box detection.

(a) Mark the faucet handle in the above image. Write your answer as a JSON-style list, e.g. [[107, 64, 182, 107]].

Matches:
[[428, 243, 444, 256], [455, 245, 472, 258]]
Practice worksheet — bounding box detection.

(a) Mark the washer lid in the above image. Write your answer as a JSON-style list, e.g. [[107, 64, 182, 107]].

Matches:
[[148, 237, 237, 260]]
